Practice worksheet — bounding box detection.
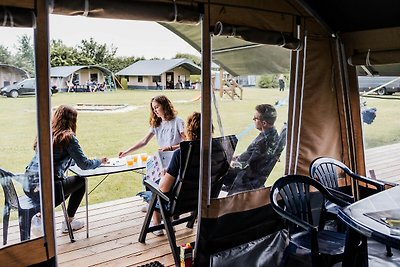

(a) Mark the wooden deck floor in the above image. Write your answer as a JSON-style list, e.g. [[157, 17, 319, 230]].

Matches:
[[365, 142, 400, 184], [1, 143, 399, 266], [56, 196, 196, 266], [1, 196, 196, 267]]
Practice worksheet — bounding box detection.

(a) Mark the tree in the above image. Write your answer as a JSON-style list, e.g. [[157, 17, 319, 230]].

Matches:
[[0, 45, 12, 65], [50, 39, 81, 66], [77, 38, 117, 66], [14, 34, 34, 75], [257, 74, 278, 88], [174, 53, 201, 66]]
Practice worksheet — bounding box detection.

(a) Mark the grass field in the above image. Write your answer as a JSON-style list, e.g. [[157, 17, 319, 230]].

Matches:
[[0, 89, 398, 205]]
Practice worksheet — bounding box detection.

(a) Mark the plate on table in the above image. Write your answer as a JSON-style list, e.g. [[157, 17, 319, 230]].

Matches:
[[101, 157, 126, 167]]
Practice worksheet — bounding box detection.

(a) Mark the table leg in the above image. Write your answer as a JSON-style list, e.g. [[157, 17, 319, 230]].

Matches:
[[85, 177, 89, 238], [342, 228, 368, 267]]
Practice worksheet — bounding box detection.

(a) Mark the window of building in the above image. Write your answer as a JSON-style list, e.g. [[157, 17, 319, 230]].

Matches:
[[138, 76, 143, 83]]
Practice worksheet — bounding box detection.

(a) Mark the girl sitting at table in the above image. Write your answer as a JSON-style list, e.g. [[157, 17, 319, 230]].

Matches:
[[24, 105, 108, 234]]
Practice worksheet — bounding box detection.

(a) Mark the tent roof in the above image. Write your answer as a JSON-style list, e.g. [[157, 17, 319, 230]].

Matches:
[[160, 23, 290, 76], [3, 1, 400, 75], [50, 65, 113, 78], [0, 63, 30, 78], [115, 58, 201, 76]]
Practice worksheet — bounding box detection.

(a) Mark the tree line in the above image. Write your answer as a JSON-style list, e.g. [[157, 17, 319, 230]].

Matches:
[[0, 34, 201, 76]]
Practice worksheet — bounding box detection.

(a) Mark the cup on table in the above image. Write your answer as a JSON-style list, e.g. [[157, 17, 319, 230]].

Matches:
[[132, 154, 138, 165], [140, 153, 148, 163], [126, 156, 134, 166]]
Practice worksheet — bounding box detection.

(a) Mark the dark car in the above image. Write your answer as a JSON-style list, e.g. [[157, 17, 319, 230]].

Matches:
[[358, 76, 400, 95], [1, 78, 58, 98]]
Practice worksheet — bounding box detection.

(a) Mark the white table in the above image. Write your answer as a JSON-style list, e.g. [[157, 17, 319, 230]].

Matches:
[[69, 158, 146, 237]]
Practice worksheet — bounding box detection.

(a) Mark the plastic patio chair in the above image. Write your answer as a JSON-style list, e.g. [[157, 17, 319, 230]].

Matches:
[[309, 157, 392, 256], [0, 168, 40, 245], [270, 175, 350, 267]]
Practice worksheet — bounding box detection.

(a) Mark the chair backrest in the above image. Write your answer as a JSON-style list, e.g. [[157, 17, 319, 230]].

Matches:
[[270, 175, 349, 230], [261, 124, 287, 178], [0, 168, 19, 210], [309, 157, 352, 189], [170, 135, 237, 214]]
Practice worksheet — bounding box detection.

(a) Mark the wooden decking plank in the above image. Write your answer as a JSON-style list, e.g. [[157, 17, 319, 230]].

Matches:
[[59, 228, 195, 266], [86, 232, 195, 267]]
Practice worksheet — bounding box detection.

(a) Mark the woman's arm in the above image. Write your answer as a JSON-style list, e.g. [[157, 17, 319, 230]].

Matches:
[[67, 136, 107, 170], [119, 132, 154, 158]]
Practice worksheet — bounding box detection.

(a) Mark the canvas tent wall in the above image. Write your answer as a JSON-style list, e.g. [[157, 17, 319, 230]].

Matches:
[[1, 1, 400, 266], [0, 64, 30, 88]]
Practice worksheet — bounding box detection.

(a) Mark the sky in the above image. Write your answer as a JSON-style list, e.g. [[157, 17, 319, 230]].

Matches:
[[0, 14, 200, 59]]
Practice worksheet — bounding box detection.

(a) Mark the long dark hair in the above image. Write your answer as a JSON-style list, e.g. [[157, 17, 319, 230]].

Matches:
[[52, 105, 77, 150], [149, 95, 177, 127], [33, 105, 77, 151]]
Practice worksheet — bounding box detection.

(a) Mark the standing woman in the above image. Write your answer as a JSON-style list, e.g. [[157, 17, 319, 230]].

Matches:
[[119, 95, 186, 157], [24, 105, 108, 233]]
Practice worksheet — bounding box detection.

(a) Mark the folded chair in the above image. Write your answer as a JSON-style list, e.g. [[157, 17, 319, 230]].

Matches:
[[309, 157, 392, 256], [0, 168, 40, 245], [270, 175, 350, 267], [138, 135, 237, 266]]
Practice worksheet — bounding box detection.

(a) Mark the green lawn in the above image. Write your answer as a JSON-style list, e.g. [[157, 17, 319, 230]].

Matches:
[[0, 89, 398, 205]]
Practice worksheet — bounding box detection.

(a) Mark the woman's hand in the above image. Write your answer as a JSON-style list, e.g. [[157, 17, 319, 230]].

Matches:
[[159, 146, 174, 151], [118, 151, 126, 158], [100, 157, 109, 164]]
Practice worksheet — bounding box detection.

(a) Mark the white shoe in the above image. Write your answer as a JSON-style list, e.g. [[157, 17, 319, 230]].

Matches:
[[31, 214, 43, 237], [150, 223, 164, 236], [61, 219, 85, 234], [141, 203, 149, 213]]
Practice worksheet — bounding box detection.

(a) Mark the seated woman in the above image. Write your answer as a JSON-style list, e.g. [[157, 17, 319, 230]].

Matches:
[[150, 111, 201, 236], [24, 105, 108, 233]]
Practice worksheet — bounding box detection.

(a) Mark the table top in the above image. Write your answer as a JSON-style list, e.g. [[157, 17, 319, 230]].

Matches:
[[338, 185, 400, 248], [69, 157, 146, 177]]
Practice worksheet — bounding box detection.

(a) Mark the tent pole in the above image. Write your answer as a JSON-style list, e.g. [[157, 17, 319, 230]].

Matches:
[[196, 2, 212, 261], [35, 0, 57, 262]]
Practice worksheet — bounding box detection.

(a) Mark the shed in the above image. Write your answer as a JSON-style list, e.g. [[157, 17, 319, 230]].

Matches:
[[115, 58, 201, 89], [0, 64, 30, 88]]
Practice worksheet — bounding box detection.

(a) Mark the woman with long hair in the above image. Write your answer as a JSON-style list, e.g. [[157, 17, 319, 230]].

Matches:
[[25, 105, 108, 233], [150, 112, 201, 236], [119, 95, 186, 157]]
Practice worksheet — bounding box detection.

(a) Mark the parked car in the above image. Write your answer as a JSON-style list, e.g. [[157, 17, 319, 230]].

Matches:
[[358, 76, 400, 95], [0, 78, 58, 98]]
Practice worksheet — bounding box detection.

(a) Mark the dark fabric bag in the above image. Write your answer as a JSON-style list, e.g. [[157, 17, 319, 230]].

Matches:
[[210, 230, 289, 267]]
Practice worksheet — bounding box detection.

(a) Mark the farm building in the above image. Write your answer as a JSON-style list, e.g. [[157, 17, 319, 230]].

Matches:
[[115, 58, 201, 89]]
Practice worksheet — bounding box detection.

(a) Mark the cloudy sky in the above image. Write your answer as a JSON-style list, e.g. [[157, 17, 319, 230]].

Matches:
[[0, 15, 199, 59]]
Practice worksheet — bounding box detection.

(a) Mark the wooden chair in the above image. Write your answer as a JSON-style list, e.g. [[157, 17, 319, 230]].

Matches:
[[270, 175, 350, 267], [138, 135, 237, 266], [309, 157, 392, 256]]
